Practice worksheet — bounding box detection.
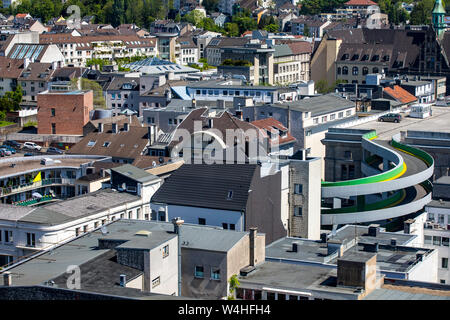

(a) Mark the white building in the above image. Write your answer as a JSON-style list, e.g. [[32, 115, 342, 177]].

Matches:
[[0, 165, 162, 268]]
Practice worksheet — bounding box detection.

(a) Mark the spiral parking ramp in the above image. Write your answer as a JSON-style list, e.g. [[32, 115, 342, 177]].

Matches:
[[321, 130, 434, 225]]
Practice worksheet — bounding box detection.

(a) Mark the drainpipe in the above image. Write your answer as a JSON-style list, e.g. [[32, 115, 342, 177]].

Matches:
[[172, 217, 184, 296]]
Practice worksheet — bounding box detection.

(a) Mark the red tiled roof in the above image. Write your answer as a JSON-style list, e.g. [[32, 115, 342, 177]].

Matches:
[[383, 85, 418, 105], [15, 13, 29, 18], [251, 118, 297, 147], [345, 0, 377, 6]]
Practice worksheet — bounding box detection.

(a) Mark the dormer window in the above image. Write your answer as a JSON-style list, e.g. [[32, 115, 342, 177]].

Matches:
[[103, 141, 111, 147], [351, 54, 359, 61], [383, 55, 390, 62], [341, 53, 349, 60], [361, 54, 369, 61], [371, 55, 379, 61]]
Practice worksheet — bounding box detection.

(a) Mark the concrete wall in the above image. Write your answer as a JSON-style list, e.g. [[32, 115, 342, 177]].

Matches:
[[181, 248, 228, 299], [246, 167, 286, 244], [148, 237, 178, 295], [310, 37, 341, 88], [408, 249, 438, 283]]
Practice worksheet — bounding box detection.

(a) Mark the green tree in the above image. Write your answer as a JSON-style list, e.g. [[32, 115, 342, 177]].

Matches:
[[202, 0, 219, 13], [111, 0, 125, 26], [227, 275, 240, 300], [174, 13, 181, 23], [315, 79, 329, 94], [303, 24, 310, 36], [225, 22, 239, 37], [182, 9, 205, 26], [70, 78, 107, 109], [410, 0, 436, 25]]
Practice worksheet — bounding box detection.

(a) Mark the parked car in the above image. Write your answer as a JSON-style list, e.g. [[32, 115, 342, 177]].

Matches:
[[0, 145, 16, 154], [3, 140, 21, 149], [0, 149, 11, 156], [378, 113, 402, 123], [23, 152, 33, 157], [23, 142, 42, 151], [47, 147, 64, 154]]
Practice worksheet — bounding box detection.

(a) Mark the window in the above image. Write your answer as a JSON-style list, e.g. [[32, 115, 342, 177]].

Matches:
[[372, 67, 379, 73], [103, 141, 111, 147], [152, 276, 160, 288], [294, 206, 302, 216], [223, 90, 228, 96], [306, 130, 312, 136], [168, 118, 173, 125], [75, 227, 80, 236], [337, 67, 341, 75], [51, 108, 55, 116], [94, 221, 99, 228], [4, 230, 12, 243], [424, 235, 432, 244], [26, 233, 35, 247], [346, 110, 352, 116], [83, 225, 88, 233], [222, 223, 228, 229], [362, 67, 369, 75], [195, 266, 204, 278], [338, 112, 344, 118], [313, 118, 319, 124], [433, 236, 441, 246], [294, 184, 303, 194], [442, 258, 448, 269], [342, 66, 348, 75], [330, 114, 336, 121], [51, 123, 56, 134], [344, 151, 352, 159], [438, 214, 445, 224], [352, 67, 358, 75], [128, 211, 133, 219], [198, 218, 206, 225], [163, 245, 169, 258], [196, 90, 200, 94], [440, 279, 446, 284], [230, 224, 235, 230], [442, 237, 449, 247], [321, 116, 327, 122], [211, 267, 220, 280]]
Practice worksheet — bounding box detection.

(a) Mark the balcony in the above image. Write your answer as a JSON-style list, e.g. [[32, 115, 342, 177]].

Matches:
[[0, 178, 75, 197]]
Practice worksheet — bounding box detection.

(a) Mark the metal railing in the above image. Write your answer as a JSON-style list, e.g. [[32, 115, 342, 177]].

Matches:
[[0, 178, 75, 197]]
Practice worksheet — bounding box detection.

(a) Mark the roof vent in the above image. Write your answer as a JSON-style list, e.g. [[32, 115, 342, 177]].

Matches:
[[292, 242, 298, 252], [135, 230, 151, 237]]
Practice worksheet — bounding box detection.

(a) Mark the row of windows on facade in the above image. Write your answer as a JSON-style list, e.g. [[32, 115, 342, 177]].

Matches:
[[195, 89, 272, 97], [424, 235, 450, 247], [275, 73, 301, 83], [428, 212, 447, 225], [236, 288, 314, 300], [337, 66, 382, 76], [196, 217, 236, 230], [0, 230, 36, 247], [111, 93, 134, 100], [312, 110, 352, 126]]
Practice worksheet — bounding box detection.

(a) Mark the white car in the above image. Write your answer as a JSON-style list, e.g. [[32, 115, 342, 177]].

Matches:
[[23, 142, 42, 151]]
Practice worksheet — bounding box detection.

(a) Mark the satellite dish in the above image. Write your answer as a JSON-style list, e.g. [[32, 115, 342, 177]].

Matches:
[[101, 226, 108, 235]]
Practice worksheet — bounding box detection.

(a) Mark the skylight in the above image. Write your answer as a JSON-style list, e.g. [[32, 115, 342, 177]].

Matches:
[[87, 140, 96, 147]]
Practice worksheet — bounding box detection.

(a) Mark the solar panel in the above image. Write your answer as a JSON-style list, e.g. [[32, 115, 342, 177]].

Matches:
[[17, 44, 29, 59], [10, 45, 21, 59]]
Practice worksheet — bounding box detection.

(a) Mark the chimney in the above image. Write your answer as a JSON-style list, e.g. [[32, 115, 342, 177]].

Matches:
[[292, 242, 298, 252], [3, 272, 11, 286], [327, 240, 343, 257], [111, 123, 118, 134], [390, 238, 397, 247], [368, 224, 379, 237], [119, 274, 126, 287], [249, 227, 257, 267], [98, 122, 103, 133], [124, 122, 129, 132], [362, 242, 379, 253]]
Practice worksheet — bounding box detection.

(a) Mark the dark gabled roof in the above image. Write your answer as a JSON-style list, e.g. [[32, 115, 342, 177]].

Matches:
[[151, 163, 258, 211], [67, 123, 149, 160]]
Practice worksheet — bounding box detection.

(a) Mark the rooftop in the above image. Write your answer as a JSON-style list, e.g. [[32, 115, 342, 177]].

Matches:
[[0, 155, 109, 179], [350, 106, 450, 139], [111, 164, 160, 184], [1, 219, 250, 288], [8, 189, 141, 225]]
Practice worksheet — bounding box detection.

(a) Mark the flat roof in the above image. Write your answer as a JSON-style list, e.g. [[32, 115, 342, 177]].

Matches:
[[350, 106, 450, 139], [2, 219, 251, 287], [365, 285, 450, 300], [0, 156, 108, 178], [261, 93, 355, 117], [435, 175, 450, 185], [426, 199, 450, 209], [14, 189, 141, 225], [189, 80, 279, 91], [111, 164, 160, 184], [329, 225, 416, 246]]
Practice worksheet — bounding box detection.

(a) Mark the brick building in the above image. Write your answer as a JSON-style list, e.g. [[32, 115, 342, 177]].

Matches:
[[37, 90, 93, 135]]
